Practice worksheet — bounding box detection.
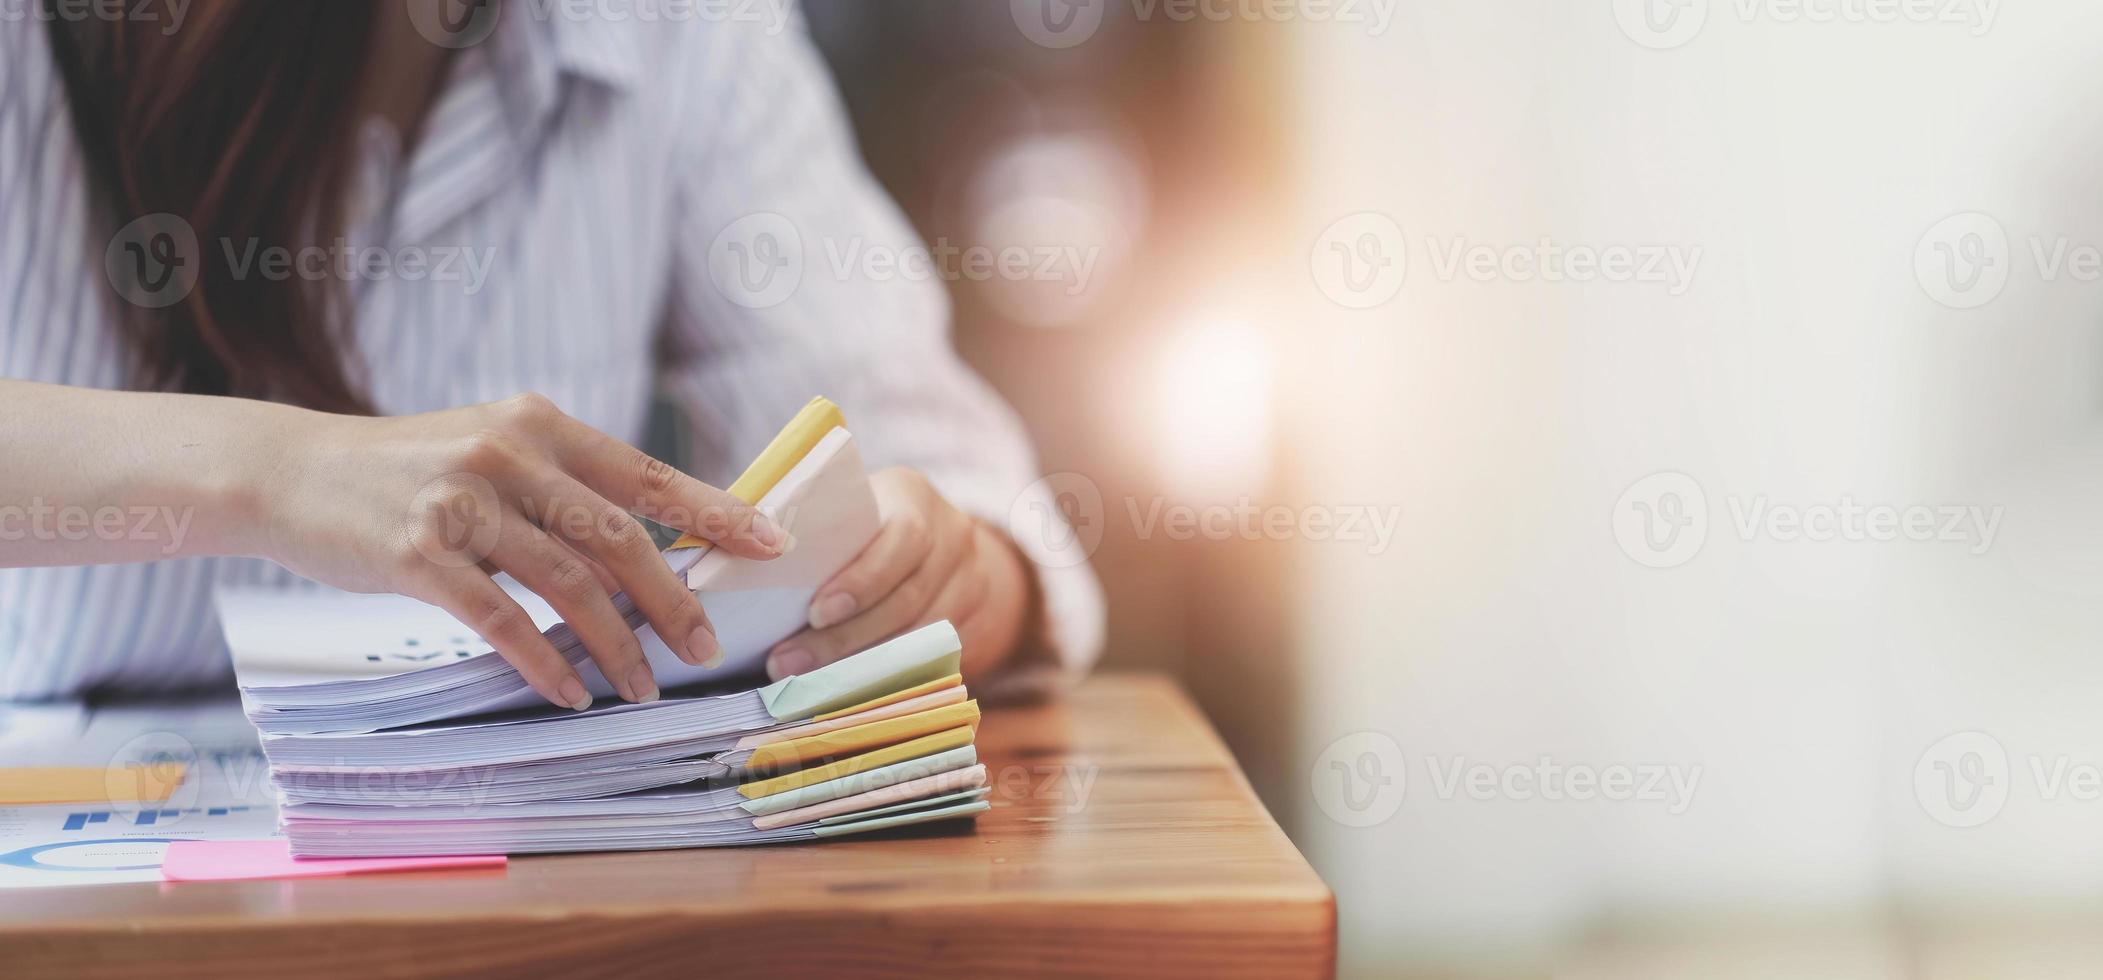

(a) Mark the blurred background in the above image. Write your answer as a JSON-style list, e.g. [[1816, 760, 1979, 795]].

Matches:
[[805, 1, 2103, 976]]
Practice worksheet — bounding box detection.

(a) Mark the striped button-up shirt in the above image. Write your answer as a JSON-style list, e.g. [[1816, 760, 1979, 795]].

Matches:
[[0, 10, 1102, 699]]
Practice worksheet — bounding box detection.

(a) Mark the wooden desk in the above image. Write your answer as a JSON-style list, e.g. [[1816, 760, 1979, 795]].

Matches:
[[0, 674, 1335, 978]]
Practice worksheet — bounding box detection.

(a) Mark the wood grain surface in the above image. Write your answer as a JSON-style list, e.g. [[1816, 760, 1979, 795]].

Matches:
[[0, 674, 1335, 979]]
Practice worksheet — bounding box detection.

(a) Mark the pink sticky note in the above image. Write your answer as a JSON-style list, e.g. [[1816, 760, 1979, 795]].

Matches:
[[161, 839, 504, 882]]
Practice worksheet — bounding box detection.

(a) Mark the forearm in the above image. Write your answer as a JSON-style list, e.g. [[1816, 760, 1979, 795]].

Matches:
[[0, 380, 304, 567]]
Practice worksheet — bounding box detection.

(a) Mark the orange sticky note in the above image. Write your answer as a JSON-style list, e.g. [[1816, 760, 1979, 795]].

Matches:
[[0, 764, 187, 805]]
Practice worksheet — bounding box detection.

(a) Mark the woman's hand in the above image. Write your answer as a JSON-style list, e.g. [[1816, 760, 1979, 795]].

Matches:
[[257, 392, 788, 711], [766, 467, 1032, 682]]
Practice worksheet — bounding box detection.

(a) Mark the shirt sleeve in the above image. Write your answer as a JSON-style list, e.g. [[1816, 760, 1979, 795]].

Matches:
[[657, 19, 1105, 697]]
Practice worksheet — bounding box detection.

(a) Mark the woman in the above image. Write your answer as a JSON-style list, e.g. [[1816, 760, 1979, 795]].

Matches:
[[0, 2, 1102, 709]]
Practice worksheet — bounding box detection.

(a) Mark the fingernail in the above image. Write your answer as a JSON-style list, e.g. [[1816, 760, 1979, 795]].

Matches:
[[751, 516, 790, 554], [626, 664, 659, 704], [559, 676, 592, 712], [768, 647, 814, 681], [809, 592, 856, 630], [688, 625, 722, 669]]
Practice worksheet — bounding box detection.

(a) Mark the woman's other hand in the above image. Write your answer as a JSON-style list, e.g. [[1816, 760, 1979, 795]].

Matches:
[[259, 392, 787, 710], [766, 467, 1031, 683]]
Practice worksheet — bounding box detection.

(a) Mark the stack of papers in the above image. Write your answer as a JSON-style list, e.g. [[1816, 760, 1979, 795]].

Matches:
[[217, 399, 991, 857]]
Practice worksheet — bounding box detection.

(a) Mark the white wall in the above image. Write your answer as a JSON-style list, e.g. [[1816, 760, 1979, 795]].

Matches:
[[1286, 1, 2103, 972]]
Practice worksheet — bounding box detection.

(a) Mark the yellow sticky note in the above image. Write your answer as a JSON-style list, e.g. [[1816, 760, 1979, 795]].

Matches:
[[746, 700, 981, 772], [738, 725, 976, 800], [813, 674, 963, 723], [0, 764, 188, 806], [670, 396, 846, 550]]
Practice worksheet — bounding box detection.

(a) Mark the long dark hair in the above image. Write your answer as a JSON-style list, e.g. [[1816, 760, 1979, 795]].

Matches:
[[44, 2, 380, 414]]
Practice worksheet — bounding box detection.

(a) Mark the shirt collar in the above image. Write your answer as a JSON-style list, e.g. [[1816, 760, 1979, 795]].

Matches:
[[489, 7, 642, 135], [384, 9, 640, 245]]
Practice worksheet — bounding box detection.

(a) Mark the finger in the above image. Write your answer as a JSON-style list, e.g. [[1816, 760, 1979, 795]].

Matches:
[[767, 524, 972, 680], [551, 421, 789, 560], [806, 513, 935, 630], [415, 570, 592, 711], [491, 514, 657, 703], [531, 472, 722, 671]]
